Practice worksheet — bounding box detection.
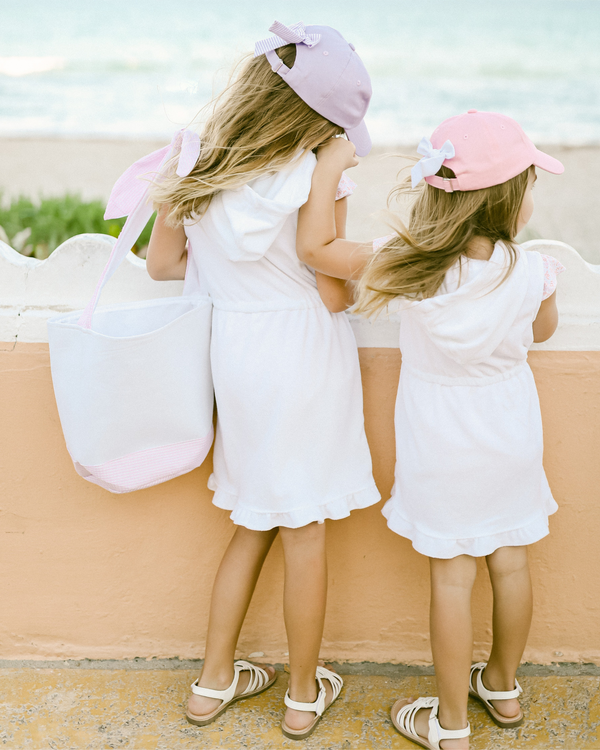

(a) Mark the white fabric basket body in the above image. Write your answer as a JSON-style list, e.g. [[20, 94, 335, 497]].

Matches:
[[48, 297, 214, 493], [47, 130, 214, 493]]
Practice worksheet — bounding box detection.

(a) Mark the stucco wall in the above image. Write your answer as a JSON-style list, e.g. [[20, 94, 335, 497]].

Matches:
[[0, 237, 598, 664]]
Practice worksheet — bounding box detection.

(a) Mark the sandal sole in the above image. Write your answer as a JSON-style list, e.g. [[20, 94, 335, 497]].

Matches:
[[186, 672, 277, 727], [469, 689, 524, 729], [281, 670, 342, 741], [281, 716, 321, 741]]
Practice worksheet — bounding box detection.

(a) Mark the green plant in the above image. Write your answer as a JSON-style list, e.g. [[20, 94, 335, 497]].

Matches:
[[0, 194, 155, 259]]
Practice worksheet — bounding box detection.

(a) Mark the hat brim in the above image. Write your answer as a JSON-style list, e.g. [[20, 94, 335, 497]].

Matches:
[[532, 148, 564, 175], [345, 119, 372, 157]]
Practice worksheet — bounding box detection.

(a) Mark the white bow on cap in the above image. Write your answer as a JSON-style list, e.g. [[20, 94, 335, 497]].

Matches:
[[411, 137, 455, 189], [254, 21, 321, 57]]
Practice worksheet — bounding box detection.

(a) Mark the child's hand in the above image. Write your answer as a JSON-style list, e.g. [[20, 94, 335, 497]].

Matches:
[[316, 137, 359, 170]]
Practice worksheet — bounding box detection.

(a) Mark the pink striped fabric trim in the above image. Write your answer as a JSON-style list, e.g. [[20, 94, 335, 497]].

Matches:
[[336, 172, 357, 200], [73, 428, 214, 494], [541, 254, 566, 300]]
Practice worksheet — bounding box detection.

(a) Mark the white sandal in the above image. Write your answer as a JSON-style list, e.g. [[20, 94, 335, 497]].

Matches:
[[469, 662, 524, 728], [281, 665, 343, 740], [391, 696, 471, 750], [186, 659, 277, 727]]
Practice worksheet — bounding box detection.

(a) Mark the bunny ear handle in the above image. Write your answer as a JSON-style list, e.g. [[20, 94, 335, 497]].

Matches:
[[103, 145, 170, 221], [104, 129, 201, 220], [176, 129, 202, 177], [79, 129, 201, 329]]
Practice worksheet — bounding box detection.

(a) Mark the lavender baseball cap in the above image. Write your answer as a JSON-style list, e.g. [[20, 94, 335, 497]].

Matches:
[[254, 21, 372, 156]]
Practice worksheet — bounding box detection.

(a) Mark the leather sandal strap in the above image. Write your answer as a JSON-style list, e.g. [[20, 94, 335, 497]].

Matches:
[[315, 666, 344, 702], [429, 698, 470, 744], [284, 667, 343, 717], [472, 662, 522, 704], [395, 697, 470, 750], [190, 670, 240, 702], [190, 660, 269, 703], [430, 718, 471, 743], [284, 686, 326, 715], [396, 696, 438, 743], [235, 660, 270, 695]]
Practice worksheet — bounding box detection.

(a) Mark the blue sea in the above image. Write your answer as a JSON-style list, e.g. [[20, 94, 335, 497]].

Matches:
[[1, 0, 599, 144]]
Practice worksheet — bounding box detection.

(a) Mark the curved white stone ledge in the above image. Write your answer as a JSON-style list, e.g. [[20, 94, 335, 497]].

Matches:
[[0, 235, 598, 349], [351, 240, 600, 350], [0, 235, 183, 344]]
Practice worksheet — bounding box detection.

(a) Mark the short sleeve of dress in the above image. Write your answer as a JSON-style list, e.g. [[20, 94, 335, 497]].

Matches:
[[541, 254, 566, 300], [336, 172, 357, 200], [373, 234, 395, 253]]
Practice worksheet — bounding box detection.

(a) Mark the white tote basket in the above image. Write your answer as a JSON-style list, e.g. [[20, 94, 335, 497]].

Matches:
[[48, 130, 214, 493]]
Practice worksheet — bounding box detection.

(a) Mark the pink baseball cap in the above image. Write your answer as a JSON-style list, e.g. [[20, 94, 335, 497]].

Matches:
[[254, 21, 372, 156], [411, 110, 564, 192]]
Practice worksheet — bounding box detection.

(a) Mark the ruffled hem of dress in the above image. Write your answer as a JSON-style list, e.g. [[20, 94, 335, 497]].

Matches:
[[381, 495, 558, 559], [208, 476, 381, 530]]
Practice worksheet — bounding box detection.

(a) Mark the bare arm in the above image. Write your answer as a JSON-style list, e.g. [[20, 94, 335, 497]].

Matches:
[[532, 290, 559, 342], [314, 197, 354, 312], [297, 139, 372, 281], [145, 206, 188, 281]]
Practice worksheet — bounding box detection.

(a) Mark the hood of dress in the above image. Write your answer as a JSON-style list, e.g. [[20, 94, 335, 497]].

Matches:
[[206, 150, 317, 262], [410, 243, 530, 365]]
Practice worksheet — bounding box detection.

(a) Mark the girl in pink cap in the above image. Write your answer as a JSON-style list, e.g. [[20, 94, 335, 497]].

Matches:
[[143, 21, 379, 740], [296, 111, 565, 749]]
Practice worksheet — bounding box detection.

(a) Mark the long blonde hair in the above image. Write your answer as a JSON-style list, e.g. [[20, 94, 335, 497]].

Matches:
[[354, 164, 532, 317], [152, 45, 343, 225]]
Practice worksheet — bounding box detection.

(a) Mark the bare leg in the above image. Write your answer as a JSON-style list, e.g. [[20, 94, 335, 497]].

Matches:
[[280, 522, 333, 732], [405, 555, 477, 750], [188, 525, 278, 716], [479, 545, 532, 718]]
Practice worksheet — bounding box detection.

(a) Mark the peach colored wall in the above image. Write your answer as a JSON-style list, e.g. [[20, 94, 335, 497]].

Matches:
[[1, 343, 598, 664]]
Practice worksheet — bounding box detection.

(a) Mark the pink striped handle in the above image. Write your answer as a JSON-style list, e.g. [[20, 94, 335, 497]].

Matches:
[[78, 128, 200, 329], [254, 21, 321, 57]]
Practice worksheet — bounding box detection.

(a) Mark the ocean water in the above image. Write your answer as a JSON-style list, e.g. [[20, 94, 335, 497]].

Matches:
[[1, 0, 599, 144]]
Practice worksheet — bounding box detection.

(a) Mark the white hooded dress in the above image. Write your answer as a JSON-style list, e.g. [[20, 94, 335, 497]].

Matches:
[[183, 151, 380, 530], [382, 242, 558, 558]]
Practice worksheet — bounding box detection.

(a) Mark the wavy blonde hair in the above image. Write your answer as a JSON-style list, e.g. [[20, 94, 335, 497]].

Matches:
[[354, 164, 532, 317], [151, 45, 344, 225]]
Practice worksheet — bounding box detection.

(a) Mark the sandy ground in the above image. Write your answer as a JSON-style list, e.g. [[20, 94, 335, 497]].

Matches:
[[0, 137, 598, 263], [1, 666, 598, 749]]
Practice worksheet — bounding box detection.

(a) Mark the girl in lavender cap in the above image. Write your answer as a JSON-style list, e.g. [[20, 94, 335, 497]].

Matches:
[[145, 21, 379, 739], [297, 111, 564, 748]]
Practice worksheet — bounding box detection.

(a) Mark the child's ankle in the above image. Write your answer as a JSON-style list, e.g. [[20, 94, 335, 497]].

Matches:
[[483, 663, 517, 692], [288, 678, 318, 704], [199, 663, 235, 689], [438, 707, 469, 732]]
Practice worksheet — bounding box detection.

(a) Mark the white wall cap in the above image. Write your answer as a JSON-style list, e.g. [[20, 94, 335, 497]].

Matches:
[[350, 240, 600, 350], [522, 239, 600, 351], [0, 235, 183, 343], [0, 235, 598, 349]]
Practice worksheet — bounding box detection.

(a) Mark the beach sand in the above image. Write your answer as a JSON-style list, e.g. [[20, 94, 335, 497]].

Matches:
[[0, 138, 598, 263]]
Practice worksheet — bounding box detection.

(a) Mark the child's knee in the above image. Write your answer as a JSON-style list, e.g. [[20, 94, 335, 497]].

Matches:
[[430, 554, 478, 589], [234, 525, 279, 548], [279, 521, 326, 549], [486, 545, 529, 578]]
